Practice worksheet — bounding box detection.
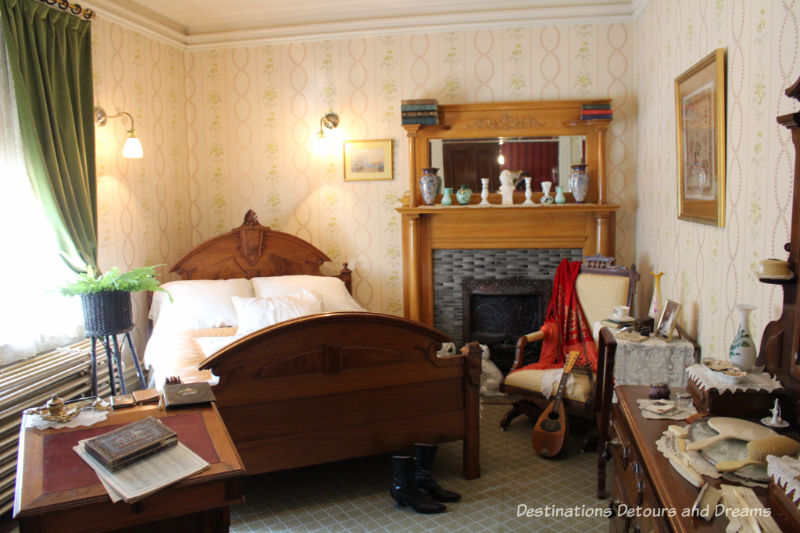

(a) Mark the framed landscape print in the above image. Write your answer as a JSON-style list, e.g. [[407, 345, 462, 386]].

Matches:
[[343, 139, 393, 181], [675, 48, 726, 226]]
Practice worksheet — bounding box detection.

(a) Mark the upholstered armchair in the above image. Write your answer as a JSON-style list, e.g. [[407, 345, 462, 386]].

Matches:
[[498, 255, 638, 440]]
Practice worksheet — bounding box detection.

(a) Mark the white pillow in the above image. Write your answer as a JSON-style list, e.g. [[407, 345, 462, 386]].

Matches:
[[251, 275, 365, 312], [150, 278, 253, 331], [232, 289, 323, 335]]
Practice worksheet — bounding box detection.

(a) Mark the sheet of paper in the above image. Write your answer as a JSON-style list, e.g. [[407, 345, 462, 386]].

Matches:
[[74, 439, 210, 503]]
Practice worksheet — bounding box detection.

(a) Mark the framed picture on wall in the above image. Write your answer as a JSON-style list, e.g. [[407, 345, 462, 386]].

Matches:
[[343, 139, 393, 181], [675, 48, 726, 227]]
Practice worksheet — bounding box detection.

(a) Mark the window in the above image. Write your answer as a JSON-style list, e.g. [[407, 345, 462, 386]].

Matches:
[[0, 28, 82, 365]]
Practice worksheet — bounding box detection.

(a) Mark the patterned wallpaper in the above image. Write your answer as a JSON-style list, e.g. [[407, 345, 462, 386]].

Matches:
[[184, 24, 637, 313], [90, 18, 637, 345], [92, 21, 191, 348], [634, 0, 800, 357]]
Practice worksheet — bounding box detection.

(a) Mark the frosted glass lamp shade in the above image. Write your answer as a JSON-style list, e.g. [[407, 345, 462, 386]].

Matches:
[[122, 135, 143, 159]]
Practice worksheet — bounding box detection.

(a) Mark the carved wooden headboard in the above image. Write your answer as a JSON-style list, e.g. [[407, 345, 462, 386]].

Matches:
[[170, 210, 352, 292]]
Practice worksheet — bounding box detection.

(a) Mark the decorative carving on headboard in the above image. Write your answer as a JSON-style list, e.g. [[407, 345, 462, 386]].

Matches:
[[238, 210, 267, 266], [170, 210, 345, 284]]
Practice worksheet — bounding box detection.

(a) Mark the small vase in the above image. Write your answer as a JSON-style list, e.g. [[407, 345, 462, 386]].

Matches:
[[649, 271, 664, 319], [522, 177, 535, 206], [441, 187, 453, 206], [419, 167, 439, 206], [568, 164, 589, 203], [554, 186, 566, 204], [540, 181, 553, 204], [729, 304, 757, 371], [456, 184, 472, 205], [479, 178, 490, 206]]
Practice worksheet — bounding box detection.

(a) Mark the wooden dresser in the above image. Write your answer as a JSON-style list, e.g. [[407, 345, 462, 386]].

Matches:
[[608, 385, 794, 533]]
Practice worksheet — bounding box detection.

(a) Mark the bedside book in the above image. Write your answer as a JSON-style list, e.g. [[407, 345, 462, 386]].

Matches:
[[74, 439, 209, 503], [83, 416, 178, 472], [163, 382, 216, 408]]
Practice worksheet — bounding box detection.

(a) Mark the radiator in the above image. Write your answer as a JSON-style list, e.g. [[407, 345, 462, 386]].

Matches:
[[0, 339, 140, 516]]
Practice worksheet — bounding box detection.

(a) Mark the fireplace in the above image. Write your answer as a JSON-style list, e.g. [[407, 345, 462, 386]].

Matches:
[[431, 248, 581, 373], [462, 278, 552, 375]]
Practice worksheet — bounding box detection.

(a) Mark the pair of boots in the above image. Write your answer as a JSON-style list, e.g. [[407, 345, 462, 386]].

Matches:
[[390, 443, 461, 514]]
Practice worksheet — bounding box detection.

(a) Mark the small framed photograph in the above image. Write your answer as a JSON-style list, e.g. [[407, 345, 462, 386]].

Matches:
[[343, 139, 393, 181], [675, 48, 726, 226], [655, 299, 681, 341]]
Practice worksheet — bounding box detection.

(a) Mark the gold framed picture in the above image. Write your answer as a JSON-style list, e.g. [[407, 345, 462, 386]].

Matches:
[[655, 299, 681, 342], [675, 48, 726, 226], [343, 139, 393, 181]]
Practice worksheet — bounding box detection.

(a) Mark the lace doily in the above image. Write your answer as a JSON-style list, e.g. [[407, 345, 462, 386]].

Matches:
[[656, 429, 767, 488], [637, 399, 696, 420], [687, 364, 783, 394], [767, 455, 800, 510], [656, 430, 720, 479]]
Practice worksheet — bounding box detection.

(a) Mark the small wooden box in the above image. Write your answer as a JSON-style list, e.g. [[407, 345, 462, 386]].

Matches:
[[687, 379, 779, 418]]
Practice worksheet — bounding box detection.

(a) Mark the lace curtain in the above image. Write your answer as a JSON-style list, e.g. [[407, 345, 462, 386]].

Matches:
[[0, 19, 81, 365]]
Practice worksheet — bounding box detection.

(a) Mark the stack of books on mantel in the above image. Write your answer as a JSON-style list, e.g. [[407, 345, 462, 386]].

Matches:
[[73, 416, 209, 503], [401, 98, 438, 125], [580, 103, 613, 120]]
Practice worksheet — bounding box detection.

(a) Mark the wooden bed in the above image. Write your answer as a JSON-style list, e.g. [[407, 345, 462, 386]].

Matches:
[[159, 210, 481, 479]]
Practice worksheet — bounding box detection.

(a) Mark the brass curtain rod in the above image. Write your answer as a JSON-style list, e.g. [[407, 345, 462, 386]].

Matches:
[[36, 0, 95, 20]]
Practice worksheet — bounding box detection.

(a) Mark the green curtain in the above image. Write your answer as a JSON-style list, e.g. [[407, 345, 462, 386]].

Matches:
[[0, 0, 96, 272]]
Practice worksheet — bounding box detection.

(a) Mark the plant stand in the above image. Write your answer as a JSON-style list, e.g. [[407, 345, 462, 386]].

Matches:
[[80, 291, 148, 396], [89, 329, 147, 396]]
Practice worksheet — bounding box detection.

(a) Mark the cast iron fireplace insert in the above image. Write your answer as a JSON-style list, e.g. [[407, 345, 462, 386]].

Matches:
[[461, 278, 552, 375]]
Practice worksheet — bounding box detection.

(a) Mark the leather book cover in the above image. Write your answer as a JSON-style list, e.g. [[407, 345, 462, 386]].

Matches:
[[84, 416, 178, 472], [163, 382, 215, 408], [132, 388, 160, 404]]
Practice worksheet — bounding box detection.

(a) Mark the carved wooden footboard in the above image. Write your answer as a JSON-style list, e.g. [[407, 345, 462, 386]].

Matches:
[[160, 211, 480, 479], [200, 312, 481, 479]]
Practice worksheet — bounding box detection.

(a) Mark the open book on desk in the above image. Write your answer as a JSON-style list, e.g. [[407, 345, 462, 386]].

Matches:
[[74, 439, 209, 503]]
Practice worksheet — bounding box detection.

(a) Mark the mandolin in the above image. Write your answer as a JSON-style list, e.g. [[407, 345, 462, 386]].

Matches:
[[531, 351, 580, 458]]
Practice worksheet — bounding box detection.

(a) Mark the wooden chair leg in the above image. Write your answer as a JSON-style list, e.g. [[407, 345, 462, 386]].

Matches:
[[500, 402, 523, 430]]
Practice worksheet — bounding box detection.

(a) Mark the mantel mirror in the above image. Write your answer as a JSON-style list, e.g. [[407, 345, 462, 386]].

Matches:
[[430, 135, 586, 193], [402, 100, 611, 206]]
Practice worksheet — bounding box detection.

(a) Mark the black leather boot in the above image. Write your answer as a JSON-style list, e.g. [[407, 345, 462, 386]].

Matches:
[[390, 456, 446, 513], [414, 443, 461, 502]]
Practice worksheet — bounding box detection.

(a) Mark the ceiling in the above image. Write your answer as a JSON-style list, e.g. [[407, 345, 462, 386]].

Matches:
[[84, 0, 649, 49]]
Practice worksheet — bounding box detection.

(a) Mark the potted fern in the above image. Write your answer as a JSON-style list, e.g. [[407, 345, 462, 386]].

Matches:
[[60, 265, 169, 336]]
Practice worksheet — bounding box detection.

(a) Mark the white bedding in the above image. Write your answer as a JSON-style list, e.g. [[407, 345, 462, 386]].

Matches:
[[144, 275, 366, 388], [143, 326, 236, 388]]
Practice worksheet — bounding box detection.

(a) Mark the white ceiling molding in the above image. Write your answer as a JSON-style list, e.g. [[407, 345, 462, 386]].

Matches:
[[83, 0, 642, 51], [630, 0, 651, 20]]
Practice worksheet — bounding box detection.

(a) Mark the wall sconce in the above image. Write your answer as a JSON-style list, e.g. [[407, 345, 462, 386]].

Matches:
[[94, 105, 143, 159], [316, 112, 340, 138]]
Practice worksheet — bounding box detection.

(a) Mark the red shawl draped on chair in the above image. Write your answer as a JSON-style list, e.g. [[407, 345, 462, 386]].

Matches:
[[515, 258, 598, 372]]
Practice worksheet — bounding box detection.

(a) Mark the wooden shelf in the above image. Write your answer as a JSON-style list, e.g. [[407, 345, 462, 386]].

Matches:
[[397, 203, 619, 215], [758, 276, 796, 285]]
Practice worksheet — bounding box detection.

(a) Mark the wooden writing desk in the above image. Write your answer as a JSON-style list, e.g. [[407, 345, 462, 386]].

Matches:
[[14, 403, 245, 533]]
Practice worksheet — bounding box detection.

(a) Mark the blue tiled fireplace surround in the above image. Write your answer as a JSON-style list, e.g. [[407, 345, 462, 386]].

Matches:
[[433, 248, 583, 372]]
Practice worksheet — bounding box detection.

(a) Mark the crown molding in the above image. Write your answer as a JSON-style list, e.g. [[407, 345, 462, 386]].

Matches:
[[630, 0, 651, 20], [82, 0, 186, 48], [84, 1, 640, 51]]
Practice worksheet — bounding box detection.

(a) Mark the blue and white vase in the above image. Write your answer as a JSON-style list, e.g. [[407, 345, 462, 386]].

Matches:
[[568, 164, 589, 203], [729, 304, 757, 371], [420, 167, 439, 205]]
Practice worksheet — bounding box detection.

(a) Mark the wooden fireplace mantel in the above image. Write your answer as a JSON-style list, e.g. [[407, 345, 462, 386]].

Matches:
[[398, 204, 618, 323], [397, 99, 618, 324]]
